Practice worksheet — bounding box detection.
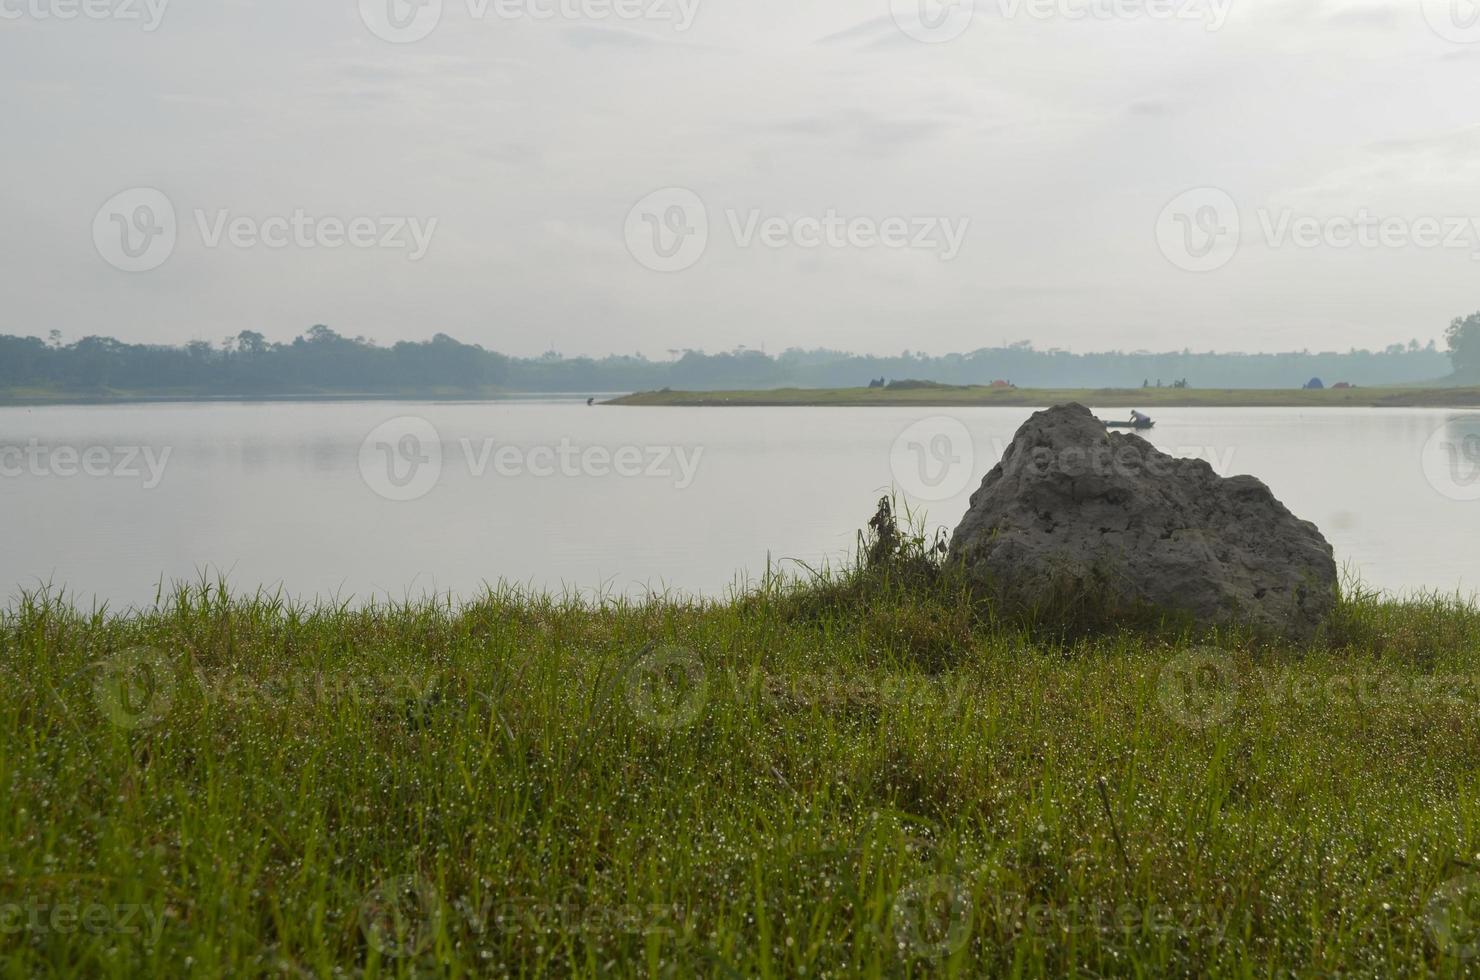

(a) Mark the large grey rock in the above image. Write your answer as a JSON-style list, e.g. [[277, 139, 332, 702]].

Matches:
[[947, 403, 1337, 640]]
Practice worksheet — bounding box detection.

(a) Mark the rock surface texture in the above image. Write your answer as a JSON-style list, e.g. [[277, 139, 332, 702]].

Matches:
[[947, 403, 1337, 640]]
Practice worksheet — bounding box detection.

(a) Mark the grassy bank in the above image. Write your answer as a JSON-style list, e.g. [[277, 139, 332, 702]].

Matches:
[[11, 383, 1480, 410], [6, 551, 1480, 976], [609, 384, 1480, 409]]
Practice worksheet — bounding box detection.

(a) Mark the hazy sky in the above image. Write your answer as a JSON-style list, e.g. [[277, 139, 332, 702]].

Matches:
[[4, 0, 1480, 357]]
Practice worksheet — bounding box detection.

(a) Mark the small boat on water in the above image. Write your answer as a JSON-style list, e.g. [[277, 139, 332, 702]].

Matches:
[[1102, 411, 1155, 430]]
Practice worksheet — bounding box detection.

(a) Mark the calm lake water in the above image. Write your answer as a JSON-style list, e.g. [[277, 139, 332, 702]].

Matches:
[[3, 399, 1479, 609]]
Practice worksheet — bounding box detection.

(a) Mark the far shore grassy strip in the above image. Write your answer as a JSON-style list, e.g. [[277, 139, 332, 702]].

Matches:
[[6, 384, 1480, 408], [609, 384, 1480, 408], [5, 555, 1480, 976]]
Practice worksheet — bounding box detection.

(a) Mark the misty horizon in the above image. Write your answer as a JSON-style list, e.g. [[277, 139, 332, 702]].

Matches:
[[7, 0, 1480, 359], [8, 326, 1455, 361]]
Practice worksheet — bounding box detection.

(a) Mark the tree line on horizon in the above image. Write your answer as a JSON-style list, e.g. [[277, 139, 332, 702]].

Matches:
[[1, 319, 1477, 396]]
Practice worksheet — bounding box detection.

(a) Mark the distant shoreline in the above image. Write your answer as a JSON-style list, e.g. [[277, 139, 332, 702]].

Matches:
[[0, 389, 616, 408], [608, 384, 1480, 409], [7, 384, 1480, 409]]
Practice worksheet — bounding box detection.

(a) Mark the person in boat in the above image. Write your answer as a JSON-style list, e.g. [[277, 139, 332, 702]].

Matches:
[[1129, 410, 1151, 426]]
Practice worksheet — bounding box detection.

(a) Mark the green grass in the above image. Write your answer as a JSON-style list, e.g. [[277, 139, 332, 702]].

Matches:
[[609, 384, 1480, 409], [7, 540, 1480, 976]]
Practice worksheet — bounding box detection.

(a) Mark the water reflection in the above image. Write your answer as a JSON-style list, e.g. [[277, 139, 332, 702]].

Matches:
[[2, 401, 1477, 608]]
